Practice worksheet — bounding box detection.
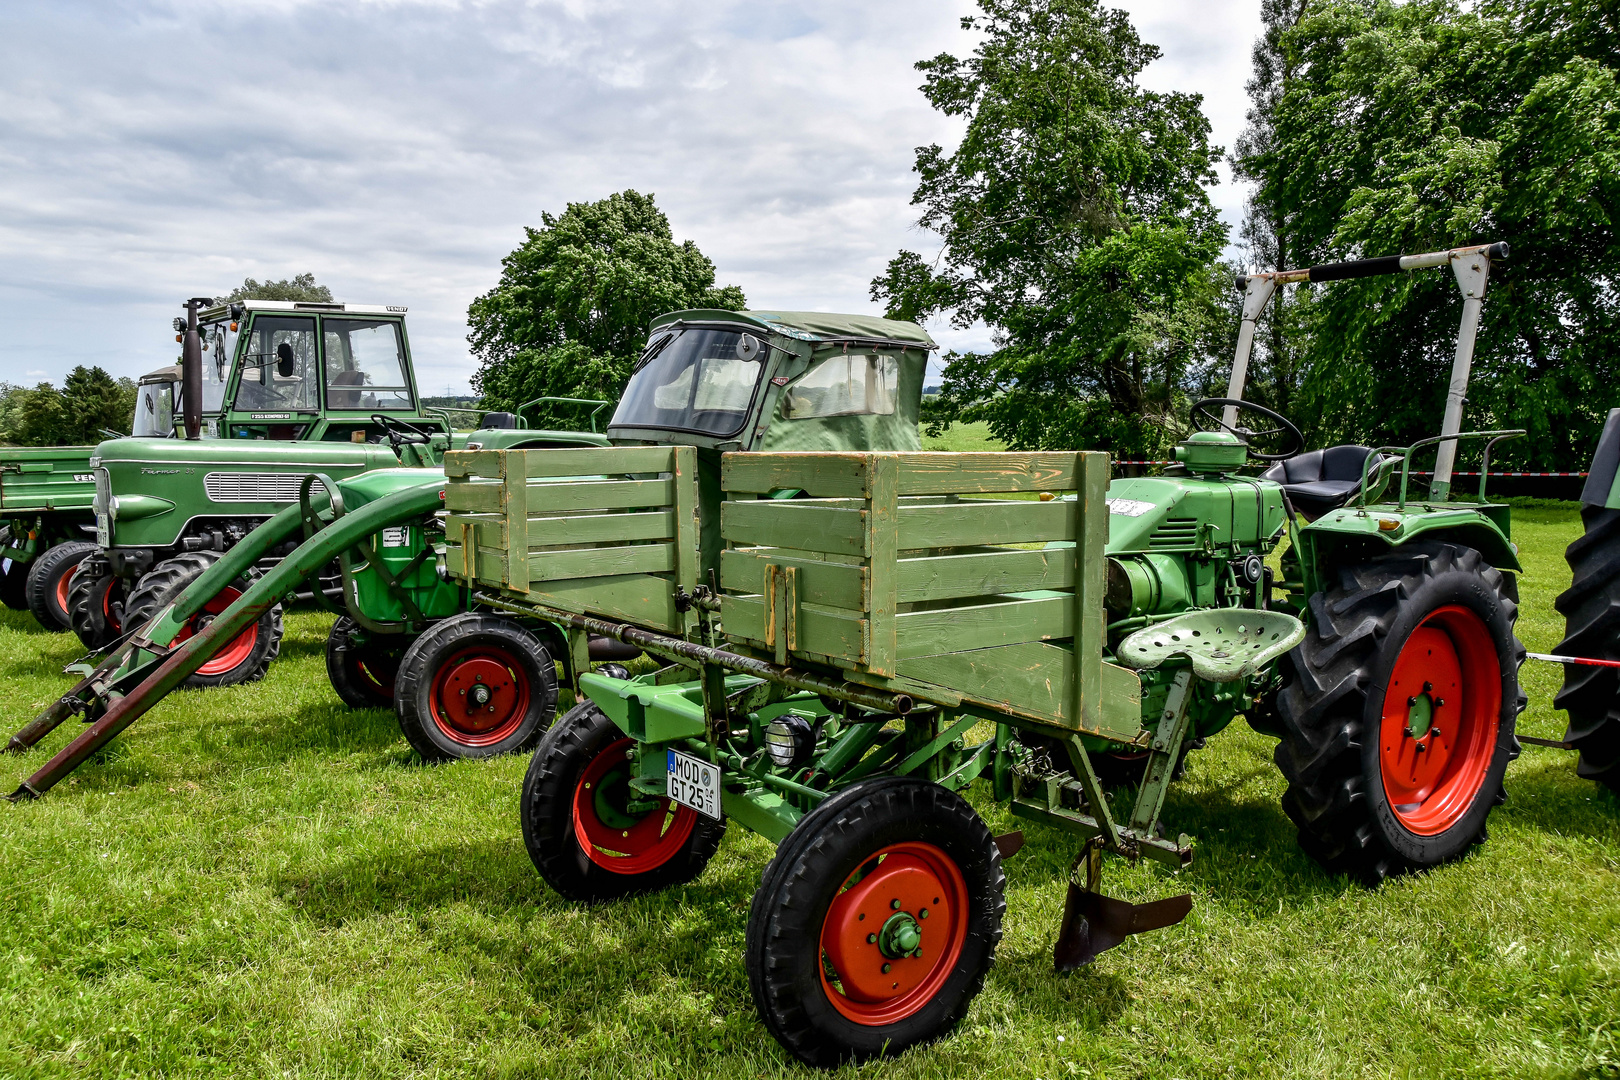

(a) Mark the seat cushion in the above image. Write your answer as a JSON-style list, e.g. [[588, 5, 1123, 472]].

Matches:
[[1261, 445, 1383, 518]]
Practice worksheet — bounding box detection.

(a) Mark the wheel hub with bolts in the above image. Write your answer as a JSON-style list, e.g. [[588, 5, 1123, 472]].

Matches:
[[438, 657, 516, 733]]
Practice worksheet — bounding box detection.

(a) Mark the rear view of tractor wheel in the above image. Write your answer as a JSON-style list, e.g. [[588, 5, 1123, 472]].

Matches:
[[746, 775, 1005, 1067], [521, 701, 724, 901], [67, 559, 125, 651], [326, 615, 411, 710], [1553, 506, 1620, 790], [394, 612, 557, 761], [25, 540, 98, 632], [1275, 541, 1523, 883], [123, 551, 283, 688]]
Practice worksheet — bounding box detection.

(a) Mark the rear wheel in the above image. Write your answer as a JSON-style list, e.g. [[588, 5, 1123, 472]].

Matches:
[[394, 613, 557, 761], [326, 615, 410, 709], [521, 701, 724, 901], [746, 776, 1004, 1067], [67, 558, 125, 651], [1553, 506, 1620, 790], [25, 541, 98, 632], [123, 551, 283, 688], [1275, 541, 1522, 882]]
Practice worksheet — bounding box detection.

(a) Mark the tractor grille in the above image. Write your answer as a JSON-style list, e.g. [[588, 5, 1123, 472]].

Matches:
[[204, 472, 308, 504], [1147, 518, 1200, 547]]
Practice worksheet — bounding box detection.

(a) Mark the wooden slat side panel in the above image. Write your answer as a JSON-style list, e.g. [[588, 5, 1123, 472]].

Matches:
[[526, 543, 674, 583], [896, 548, 1075, 604], [523, 509, 675, 547], [526, 574, 682, 632], [521, 445, 677, 478], [524, 477, 674, 514], [443, 449, 505, 479], [722, 596, 868, 665], [896, 452, 1085, 495], [1073, 452, 1110, 735], [503, 453, 528, 592], [894, 645, 1141, 741], [899, 499, 1077, 549], [444, 482, 502, 514], [721, 501, 868, 557], [894, 595, 1074, 660], [721, 452, 870, 498], [719, 550, 867, 610], [866, 454, 898, 677]]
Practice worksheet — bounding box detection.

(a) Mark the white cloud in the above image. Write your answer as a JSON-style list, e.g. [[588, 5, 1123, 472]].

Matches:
[[0, 0, 1262, 394]]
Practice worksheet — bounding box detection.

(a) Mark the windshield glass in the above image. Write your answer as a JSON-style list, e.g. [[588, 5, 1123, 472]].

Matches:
[[609, 328, 763, 437], [324, 319, 412, 410], [780, 354, 898, 419], [236, 316, 318, 412], [132, 381, 175, 437], [200, 320, 234, 412]]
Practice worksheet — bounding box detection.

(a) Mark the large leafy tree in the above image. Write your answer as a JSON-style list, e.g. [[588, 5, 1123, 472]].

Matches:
[[1237, 0, 1620, 468], [468, 190, 745, 429], [222, 274, 333, 303], [0, 367, 136, 446], [872, 0, 1230, 455]]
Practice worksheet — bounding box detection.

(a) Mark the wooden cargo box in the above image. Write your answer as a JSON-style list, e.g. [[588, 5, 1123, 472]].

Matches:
[[719, 451, 1141, 741]]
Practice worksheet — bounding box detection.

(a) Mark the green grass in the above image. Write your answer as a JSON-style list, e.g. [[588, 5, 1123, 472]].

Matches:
[[2, 505, 1618, 1078]]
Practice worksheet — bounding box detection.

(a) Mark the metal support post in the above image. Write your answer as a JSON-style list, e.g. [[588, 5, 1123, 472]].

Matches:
[[1223, 276, 1280, 428], [1431, 251, 1493, 501]]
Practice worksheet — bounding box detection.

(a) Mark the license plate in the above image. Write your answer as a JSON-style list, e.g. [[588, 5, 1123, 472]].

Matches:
[[666, 749, 721, 819], [95, 513, 109, 548]]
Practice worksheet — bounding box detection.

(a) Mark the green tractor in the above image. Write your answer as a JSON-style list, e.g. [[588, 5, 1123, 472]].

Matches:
[[5, 308, 938, 774], [66, 294, 609, 673]]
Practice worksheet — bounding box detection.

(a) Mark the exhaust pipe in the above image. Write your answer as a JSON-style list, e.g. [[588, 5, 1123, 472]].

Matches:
[[180, 296, 212, 440]]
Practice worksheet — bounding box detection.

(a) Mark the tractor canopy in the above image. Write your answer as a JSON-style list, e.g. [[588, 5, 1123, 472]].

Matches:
[[608, 309, 934, 454]]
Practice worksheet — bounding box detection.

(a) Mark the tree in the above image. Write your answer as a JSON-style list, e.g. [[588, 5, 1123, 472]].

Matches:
[[871, 0, 1230, 455], [1237, 0, 1620, 469], [0, 367, 136, 446], [222, 274, 333, 303], [468, 190, 746, 428]]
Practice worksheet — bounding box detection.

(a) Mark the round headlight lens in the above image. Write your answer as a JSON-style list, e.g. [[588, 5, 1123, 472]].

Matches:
[[764, 713, 814, 770]]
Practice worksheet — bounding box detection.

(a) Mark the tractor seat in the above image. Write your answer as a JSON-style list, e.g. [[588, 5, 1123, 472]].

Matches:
[[1260, 445, 1390, 519]]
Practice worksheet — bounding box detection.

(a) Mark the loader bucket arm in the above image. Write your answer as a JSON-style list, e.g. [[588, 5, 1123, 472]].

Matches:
[[6, 478, 447, 800]]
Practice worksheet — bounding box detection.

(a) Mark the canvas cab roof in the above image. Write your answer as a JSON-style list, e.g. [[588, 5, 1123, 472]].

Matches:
[[649, 309, 935, 350]]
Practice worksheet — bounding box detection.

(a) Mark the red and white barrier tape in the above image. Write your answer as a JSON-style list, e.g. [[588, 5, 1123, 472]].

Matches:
[[1525, 651, 1620, 670], [1110, 462, 1587, 476]]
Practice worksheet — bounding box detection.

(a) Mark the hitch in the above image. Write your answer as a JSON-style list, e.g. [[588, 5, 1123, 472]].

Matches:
[[1053, 836, 1192, 971]]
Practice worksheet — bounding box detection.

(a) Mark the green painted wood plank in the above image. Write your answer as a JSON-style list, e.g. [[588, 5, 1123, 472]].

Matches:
[[444, 482, 503, 514], [524, 477, 674, 514], [898, 499, 1076, 548], [721, 501, 868, 557], [521, 445, 676, 478], [896, 644, 1142, 741], [523, 509, 674, 548], [722, 596, 867, 665], [527, 573, 682, 632], [671, 445, 699, 635], [503, 455, 528, 592], [894, 594, 1073, 660], [1073, 452, 1109, 735], [896, 452, 1084, 495], [526, 542, 674, 583], [896, 548, 1075, 603], [721, 452, 870, 498], [443, 449, 505, 479], [719, 549, 866, 610], [867, 454, 898, 677]]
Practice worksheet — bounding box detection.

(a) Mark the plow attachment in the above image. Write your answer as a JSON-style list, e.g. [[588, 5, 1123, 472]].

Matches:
[[1053, 839, 1193, 971], [5, 476, 447, 801]]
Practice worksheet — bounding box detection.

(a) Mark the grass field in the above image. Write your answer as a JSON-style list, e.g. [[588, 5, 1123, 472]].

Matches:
[[1, 483, 1617, 1077]]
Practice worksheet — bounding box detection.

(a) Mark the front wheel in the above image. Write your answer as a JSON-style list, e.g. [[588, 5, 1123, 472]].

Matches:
[[1275, 542, 1523, 882], [394, 613, 557, 761], [123, 551, 284, 688], [25, 541, 98, 632], [67, 559, 125, 651], [521, 701, 725, 901], [746, 776, 1005, 1067], [326, 615, 410, 710]]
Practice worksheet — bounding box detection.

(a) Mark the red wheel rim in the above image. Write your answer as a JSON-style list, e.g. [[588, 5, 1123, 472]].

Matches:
[[353, 649, 399, 700], [426, 644, 530, 746], [819, 842, 969, 1026], [101, 578, 122, 633], [54, 568, 73, 614], [571, 737, 698, 874], [171, 587, 260, 675], [1378, 605, 1501, 835]]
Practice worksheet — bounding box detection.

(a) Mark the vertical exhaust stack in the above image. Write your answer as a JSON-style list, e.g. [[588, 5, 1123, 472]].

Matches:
[[180, 297, 212, 441]]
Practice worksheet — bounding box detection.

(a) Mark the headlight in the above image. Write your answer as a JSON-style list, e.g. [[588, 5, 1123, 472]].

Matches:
[[764, 714, 815, 770]]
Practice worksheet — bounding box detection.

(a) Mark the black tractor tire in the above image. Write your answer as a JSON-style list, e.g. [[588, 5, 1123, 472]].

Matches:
[[745, 775, 1005, 1067], [25, 541, 98, 632], [0, 531, 28, 611], [1553, 506, 1620, 790], [326, 615, 411, 710], [394, 613, 557, 762], [521, 700, 725, 902], [1275, 541, 1523, 883], [123, 551, 283, 688], [67, 558, 125, 652]]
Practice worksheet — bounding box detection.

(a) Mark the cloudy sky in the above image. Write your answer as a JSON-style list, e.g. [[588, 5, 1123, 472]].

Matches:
[[0, 0, 1262, 396]]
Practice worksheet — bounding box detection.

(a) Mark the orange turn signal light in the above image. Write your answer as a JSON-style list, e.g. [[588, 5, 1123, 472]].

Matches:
[[1377, 518, 1399, 531]]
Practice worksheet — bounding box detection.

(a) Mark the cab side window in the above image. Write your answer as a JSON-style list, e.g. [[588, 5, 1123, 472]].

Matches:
[[779, 354, 899, 419], [324, 319, 412, 410]]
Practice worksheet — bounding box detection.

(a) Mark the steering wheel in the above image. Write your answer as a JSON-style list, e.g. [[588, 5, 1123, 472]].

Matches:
[[371, 413, 435, 450], [1189, 398, 1304, 462]]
